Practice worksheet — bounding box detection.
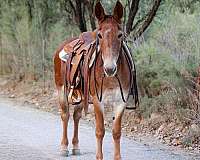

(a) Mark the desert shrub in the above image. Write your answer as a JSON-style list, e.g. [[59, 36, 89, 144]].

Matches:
[[133, 10, 200, 122]]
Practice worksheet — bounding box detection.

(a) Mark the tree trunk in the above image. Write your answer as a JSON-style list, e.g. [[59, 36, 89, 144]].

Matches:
[[42, 39, 46, 92], [75, 0, 87, 32], [126, 0, 140, 35], [0, 33, 3, 75], [84, 0, 96, 30], [132, 0, 162, 39]]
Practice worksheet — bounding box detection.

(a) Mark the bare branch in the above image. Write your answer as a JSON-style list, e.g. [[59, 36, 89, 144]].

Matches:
[[75, 0, 87, 32], [26, 0, 34, 22], [68, 0, 76, 15], [132, 0, 162, 39], [131, 15, 146, 32], [83, 0, 96, 30], [63, 1, 72, 14], [126, 0, 140, 35]]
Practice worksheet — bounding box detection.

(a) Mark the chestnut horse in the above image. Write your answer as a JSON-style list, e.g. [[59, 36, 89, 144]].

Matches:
[[54, 1, 138, 160]]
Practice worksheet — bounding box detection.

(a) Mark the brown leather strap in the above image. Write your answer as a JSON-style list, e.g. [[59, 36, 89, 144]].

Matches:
[[70, 52, 84, 83], [122, 42, 139, 107], [83, 43, 96, 114]]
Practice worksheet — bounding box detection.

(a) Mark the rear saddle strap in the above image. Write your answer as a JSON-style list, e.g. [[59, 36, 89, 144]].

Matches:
[[83, 42, 97, 114]]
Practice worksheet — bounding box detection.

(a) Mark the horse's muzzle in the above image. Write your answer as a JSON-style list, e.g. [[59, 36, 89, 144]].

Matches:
[[104, 64, 117, 77]]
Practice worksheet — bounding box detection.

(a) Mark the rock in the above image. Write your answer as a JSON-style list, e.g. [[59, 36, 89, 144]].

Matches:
[[188, 146, 193, 150], [150, 113, 162, 120], [167, 122, 176, 128], [165, 139, 171, 144], [164, 137, 171, 144], [9, 94, 15, 98], [171, 138, 181, 146], [130, 126, 137, 132], [190, 124, 200, 136], [156, 123, 167, 136]]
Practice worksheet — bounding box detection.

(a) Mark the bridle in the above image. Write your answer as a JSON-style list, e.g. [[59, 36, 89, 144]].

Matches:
[[93, 30, 139, 108]]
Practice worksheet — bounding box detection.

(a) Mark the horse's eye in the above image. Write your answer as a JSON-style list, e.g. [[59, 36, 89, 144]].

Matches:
[[98, 33, 102, 39], [118, 33, 123, 38]]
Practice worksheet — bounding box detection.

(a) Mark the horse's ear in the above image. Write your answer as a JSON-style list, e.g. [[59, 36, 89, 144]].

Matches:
[[95, 2, 105, 21], [113, 1, 123, 22]]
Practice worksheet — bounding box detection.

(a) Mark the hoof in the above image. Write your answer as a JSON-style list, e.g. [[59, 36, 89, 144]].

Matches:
[[60, 146, 69, 157], [72, 149, 81, 155]]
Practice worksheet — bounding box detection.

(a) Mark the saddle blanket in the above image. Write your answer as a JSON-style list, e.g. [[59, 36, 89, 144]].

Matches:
[[59, 49, 69, 62]]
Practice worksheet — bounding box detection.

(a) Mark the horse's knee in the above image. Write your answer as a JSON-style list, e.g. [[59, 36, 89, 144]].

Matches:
[[73, 106, 82, 121], [73, 111, 82, 121], [96, 128, 105, 139], [60, 109, 70, 121], [58, 100, 70, 121], [112, 130, 121, 140]]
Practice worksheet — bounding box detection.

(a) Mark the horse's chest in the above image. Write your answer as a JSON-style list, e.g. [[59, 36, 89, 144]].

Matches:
[[102, 87, 128, 106], [100, 87, 128, 118], [101, 77, 128, 105]]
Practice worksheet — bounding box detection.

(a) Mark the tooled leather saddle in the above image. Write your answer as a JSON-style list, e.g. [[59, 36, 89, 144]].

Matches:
[[59, 31, 97, 113]]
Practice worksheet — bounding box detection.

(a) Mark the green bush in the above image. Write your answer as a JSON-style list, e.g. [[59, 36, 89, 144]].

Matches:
[[133, 10, 200, 121]]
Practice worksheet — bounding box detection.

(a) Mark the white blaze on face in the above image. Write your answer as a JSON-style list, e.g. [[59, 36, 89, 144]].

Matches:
[[101, 29, 112, 64], [104, 29, 111, 35], [102, 28, 119, 77]]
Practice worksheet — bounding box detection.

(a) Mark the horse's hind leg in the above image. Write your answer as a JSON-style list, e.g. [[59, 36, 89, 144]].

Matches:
[[58, 86, 70, 156], [72, 104, 83, 155]]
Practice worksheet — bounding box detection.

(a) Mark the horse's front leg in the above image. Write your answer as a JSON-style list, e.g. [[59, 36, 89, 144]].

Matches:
[[58, 87, 70, 156], [72, 104, 83, 155], [93, 98, 105, 160], [112, 104, 125, 160]]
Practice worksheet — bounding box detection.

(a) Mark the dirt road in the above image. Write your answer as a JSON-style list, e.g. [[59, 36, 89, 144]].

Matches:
[[0, 98, 199, 160]]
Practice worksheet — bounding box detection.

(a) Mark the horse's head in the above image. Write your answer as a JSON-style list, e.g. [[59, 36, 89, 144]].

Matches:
[[95, 1, 124, 77]]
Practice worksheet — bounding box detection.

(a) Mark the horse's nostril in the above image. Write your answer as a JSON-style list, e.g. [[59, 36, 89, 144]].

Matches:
[[113, 67, 117, 73], [104, 66, 117, 76]]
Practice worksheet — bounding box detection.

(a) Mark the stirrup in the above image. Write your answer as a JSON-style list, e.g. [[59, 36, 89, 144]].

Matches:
[[59, 110, 69, 121], [126, 106, 137, 110], [68, 87, 82, 105]]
